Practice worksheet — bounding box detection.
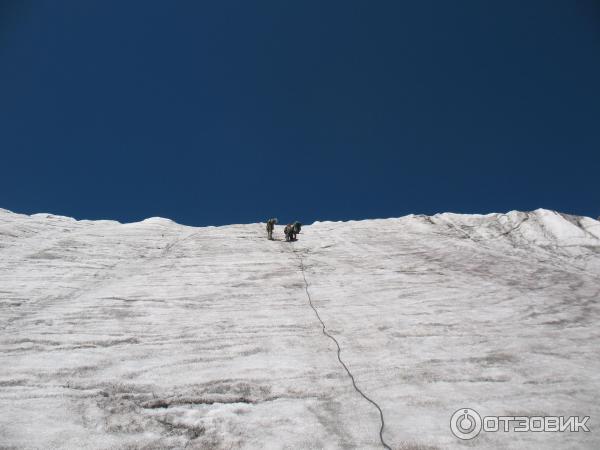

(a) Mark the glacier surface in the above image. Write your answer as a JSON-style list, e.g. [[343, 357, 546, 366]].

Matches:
[[0, 208, 599, 449]]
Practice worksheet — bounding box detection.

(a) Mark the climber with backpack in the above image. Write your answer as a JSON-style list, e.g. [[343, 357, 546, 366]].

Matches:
[[284, 221, 302, 242]]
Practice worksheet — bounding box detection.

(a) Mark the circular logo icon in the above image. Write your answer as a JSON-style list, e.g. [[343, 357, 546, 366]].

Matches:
[[450, 408, 482, 440]]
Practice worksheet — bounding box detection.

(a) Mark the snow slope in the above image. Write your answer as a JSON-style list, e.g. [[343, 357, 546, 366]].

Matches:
[[0, 208, 599, 449]]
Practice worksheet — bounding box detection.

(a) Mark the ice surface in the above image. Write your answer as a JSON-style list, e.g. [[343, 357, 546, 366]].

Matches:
[[0, 209, 599, 449]]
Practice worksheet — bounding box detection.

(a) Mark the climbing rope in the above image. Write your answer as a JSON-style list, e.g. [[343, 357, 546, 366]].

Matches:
[[288, 246, 392, 450]]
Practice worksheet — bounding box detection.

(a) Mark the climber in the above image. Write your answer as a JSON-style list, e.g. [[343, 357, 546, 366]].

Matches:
[[284, 224, 293, 241], [266, 218, 278, 240], [284, 221, 302, 242]]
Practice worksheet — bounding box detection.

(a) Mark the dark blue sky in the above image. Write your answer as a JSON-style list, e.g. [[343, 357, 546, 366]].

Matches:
[[1, 1, 599, 225]]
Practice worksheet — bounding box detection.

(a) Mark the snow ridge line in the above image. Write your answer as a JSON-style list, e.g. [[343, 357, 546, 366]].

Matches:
[[289, 247, 392, 450]]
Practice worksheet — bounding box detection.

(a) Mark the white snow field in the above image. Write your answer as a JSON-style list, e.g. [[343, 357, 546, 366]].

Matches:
[[0, 208, 599, 449]]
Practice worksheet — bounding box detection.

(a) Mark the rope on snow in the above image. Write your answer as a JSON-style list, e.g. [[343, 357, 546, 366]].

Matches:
[[288, 246, 392, 450]]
